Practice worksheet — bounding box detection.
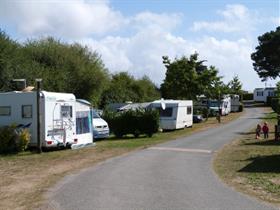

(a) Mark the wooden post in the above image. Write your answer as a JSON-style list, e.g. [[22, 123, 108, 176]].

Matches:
[[36, 79, 42, 153]]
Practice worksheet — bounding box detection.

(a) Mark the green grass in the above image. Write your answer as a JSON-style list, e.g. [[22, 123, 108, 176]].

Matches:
[[214, 111, 280, 206]]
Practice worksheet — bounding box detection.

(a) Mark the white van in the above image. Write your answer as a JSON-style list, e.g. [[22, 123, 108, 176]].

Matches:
[[92, 110, 110, 139]]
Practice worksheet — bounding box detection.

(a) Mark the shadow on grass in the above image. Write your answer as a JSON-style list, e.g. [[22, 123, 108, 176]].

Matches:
[[236, 131, 256, 135], [244, 139, 280, 146], [238, 154, 280, 173]]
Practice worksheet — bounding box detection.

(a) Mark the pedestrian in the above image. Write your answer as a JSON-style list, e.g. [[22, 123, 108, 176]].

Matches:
[[255, 124, 261, 139], [262, 122, 269, 139]]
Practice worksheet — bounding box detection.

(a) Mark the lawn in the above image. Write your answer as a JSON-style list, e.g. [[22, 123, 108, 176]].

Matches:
[[213, 110, 280, 207], [0, 112, 242, 210]]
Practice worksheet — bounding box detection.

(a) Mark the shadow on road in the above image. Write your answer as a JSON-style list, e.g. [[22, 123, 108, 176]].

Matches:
[[238, 154, 280, 173]]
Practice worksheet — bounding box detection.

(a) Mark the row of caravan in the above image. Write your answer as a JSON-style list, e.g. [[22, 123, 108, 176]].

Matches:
[[0, 91, 109, 149]]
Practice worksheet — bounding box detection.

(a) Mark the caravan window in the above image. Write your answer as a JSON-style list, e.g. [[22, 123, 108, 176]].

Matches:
[[187, 106, 192, 115], [257, 91, 263, 96], [0, 106, 11, 116], [158, 107, 173, 117], [61, 106, 72, 118], [22, 105, 32, 118]]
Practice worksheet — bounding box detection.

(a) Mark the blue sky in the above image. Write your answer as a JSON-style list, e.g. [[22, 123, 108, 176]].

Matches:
[[0, 0, 279, 91]]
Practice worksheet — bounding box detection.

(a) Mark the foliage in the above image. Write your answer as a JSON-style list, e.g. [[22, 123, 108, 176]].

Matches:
[[251, 27, 280, 80], [227, 75, 242, 95], [0, 30, 23, 91], [21, 38, 110, 106], [103, 109, 159, 138], [0, 125, 30, 154], [100, 72, 160, 108], [160, 53, 224, 100], [271, 98, 280, 113], [243, 93, 254, 100]]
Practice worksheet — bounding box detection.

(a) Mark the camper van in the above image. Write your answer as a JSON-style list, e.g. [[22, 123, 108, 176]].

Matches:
[[0, 91, 92, 148], [92, 109, 110, 139], [150, 100, 193, 130]]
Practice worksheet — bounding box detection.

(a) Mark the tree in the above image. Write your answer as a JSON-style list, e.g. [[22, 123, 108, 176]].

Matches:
[[227, 75, 242, 95], [251, 27, 280, 80], [160, 53, 224, 100], [0, 30, 23, 91], [21, 37, 110, 106], [100, 72, 160, 108]]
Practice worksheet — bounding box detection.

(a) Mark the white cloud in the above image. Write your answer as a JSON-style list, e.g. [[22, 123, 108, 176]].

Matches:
[[0, 0, 125, 38], [191, 4, 254, 33]]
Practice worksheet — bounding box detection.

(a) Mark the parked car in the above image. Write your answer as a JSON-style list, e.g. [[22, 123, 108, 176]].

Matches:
[[92, 110, 110, 139], [193, 114, 203, 123]]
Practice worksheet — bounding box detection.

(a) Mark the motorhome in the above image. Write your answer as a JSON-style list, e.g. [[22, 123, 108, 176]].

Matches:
[[0, 91, 92, 148], [150, 99, 193, 130]]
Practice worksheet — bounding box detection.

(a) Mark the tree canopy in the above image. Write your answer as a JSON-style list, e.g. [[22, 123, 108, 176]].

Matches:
[[227, 75, 242, 95], [100, 72, 160, 108], [251, 27, 280, 80], [160, 53, 224, 100]]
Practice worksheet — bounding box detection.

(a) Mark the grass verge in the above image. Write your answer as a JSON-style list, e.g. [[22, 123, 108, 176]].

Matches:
[[0, 112, 242, 210], [213, 110, 280, 207]]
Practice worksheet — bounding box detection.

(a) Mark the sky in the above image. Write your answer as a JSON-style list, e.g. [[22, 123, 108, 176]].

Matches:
[[0, 0, 279, 91]]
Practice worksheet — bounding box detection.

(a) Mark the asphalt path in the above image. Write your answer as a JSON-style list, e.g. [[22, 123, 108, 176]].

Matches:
[[46, 107, 277, 210]]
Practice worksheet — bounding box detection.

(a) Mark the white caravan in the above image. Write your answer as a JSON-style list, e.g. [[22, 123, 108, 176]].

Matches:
[[150, 99, 193, 130], [0, 91, 92, 148], [230, 95, 240, 112]]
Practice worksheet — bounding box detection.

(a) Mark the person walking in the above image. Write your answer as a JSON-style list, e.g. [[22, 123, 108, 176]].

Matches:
[[255, 124, 261, 139], [262, 122, 269, 139]]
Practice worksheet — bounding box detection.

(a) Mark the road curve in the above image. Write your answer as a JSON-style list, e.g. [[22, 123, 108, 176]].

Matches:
[[46, 107, 277, 210]]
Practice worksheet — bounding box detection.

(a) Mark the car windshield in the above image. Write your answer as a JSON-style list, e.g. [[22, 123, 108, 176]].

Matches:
[[92, 111, 100, 119]]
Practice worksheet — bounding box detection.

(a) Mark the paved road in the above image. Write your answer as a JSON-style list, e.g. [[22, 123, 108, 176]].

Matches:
[[46, 107, 277, 210]]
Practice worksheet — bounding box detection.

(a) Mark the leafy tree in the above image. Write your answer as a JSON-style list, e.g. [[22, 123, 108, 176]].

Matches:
[[251, 27, 280, 80], [160, 53, 224, 100], [21, 37, 110, 106], [0, 30, 23, 91], [100, 72, 160, 108], [227, 75, 242, 95]]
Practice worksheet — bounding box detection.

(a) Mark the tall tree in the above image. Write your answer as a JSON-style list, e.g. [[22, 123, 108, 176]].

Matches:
[[100, 72, 160, 108], [22, 37, 110, 106], [251, 27, 280, 80], [227, 75, 242, 95], [0, 30, 23, 91], [160, 53, 224, 100]]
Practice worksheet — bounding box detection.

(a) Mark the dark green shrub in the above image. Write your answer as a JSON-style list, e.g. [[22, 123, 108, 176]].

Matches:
[[0, 125, 31, 154], [266, 96, 277, 106], [271, 98, 280, 113], [243, 93, 253, 100], [103, 109, 159, 138], [238, 104, 244, 112]]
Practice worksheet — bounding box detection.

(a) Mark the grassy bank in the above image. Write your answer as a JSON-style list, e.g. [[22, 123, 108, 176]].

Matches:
[[214, 111, 280, 206], [0, 112, 242, 210]]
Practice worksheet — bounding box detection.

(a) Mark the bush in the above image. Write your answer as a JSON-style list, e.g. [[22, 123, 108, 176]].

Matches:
[[238, 104, 244, 112], [0, 125, 30, 154], [103, 109, 159, 138], [271, 98, 280, 113], [243, 93, 253, 100]]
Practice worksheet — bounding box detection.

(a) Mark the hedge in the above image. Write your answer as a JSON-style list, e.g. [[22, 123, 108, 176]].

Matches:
[[103, 109, 159, 138], [0, 125, 30, 154]]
